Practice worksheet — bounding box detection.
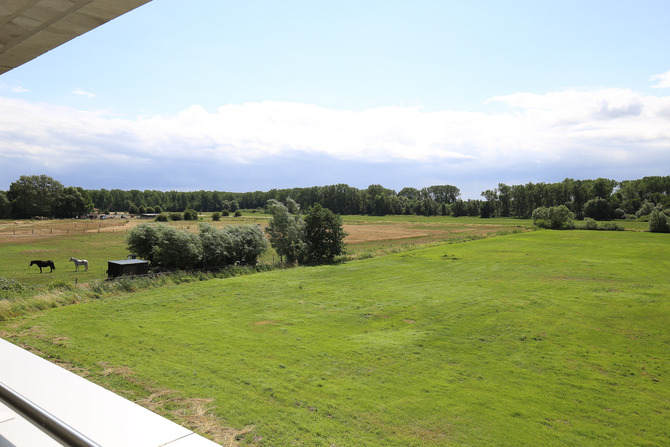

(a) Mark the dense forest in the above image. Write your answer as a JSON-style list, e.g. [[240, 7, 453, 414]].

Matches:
[[2, 175, 669, 221]]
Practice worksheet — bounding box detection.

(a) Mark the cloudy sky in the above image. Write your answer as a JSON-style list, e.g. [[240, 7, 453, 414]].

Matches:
[[1, 0, 669, 199]]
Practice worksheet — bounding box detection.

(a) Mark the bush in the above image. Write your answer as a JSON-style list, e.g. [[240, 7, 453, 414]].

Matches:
[[599, 222, 624, 231], [155, 213, 168, 222], [212, 212, 221, 221], [222, 210, 230, 217], [648, 210, 670, 233], [234, 210, 242, 217], [532, 205, 574, 230], [144, 225, 202, 270], [222, 224, 269, 265], [184, 209, 199, 221], [126, 223, 164, 263], [128, 222, 269, 270], [169, 212, 183, 221], [636, 200, 655, 218], [583, 218, 599, 230], [613, 208, 626, 219]]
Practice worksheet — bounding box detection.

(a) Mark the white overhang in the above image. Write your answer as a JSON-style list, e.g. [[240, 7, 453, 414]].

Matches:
[[0, 0, 152, 75]]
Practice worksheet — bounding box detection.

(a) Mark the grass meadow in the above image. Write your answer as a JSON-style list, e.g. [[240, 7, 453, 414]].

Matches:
[[0, 215, 525, 286], [1, 229, 668, 446]]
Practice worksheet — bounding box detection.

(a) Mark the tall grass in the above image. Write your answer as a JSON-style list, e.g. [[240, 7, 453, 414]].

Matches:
[[0, 264, 277, 321]]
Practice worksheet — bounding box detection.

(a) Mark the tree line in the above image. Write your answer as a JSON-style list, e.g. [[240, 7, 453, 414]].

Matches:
[[1, 174, 668, 221], [480, 177, 670, 220]]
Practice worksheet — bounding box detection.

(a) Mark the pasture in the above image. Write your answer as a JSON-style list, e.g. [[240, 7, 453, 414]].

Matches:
[[0, 215, 524, 285], [1, 229, 668, 446]]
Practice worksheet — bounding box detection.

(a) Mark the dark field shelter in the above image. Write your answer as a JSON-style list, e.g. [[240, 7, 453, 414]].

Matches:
[[107, 259, 150, 278]]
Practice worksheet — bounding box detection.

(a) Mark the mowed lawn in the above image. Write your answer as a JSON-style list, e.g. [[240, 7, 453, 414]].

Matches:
[[1, 230, 668, 446]]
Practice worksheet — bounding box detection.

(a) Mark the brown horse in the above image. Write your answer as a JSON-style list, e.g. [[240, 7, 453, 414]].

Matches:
[[30, 260, 55, 273]]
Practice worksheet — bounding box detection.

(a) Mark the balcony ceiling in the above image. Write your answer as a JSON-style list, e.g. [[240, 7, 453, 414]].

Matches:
[[0, 0, 151, 75]]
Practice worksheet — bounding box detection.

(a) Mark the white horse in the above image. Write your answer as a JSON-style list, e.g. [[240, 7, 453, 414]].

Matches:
[[69, 257, 89, 272]]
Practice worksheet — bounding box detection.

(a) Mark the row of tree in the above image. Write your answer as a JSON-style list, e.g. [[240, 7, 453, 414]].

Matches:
[[265, 200, 347, 264], [126, 223, 268, 270], [85, 183, 462, 216], [1, 175, 94, 219], [480, 177, 670, 220], [125, 199, 348, 269], [2, 175, 669, 220]]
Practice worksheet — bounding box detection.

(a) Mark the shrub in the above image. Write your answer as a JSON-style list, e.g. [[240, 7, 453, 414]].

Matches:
[[234, 210, 242, 217], [169, 212, 183, 221], [155, 213, 168, 222], [212, 212, 221, 221], [184, 209, 199, 221], [583, 218, 599, 230], [648, 210, 670, 233], [150, 225, 203, 269], [126, 223, 164, 263], [222, 210, 230, 217], [128, 222, 269, 271], [599, 222, 624, 231], [613, 208, 626, 219], [532, 205, 574, 230], [222, 224, 269, 265], [636, 200, 655, 218]]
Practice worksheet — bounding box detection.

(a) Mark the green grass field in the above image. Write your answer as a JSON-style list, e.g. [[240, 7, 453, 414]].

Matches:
[[1, 230, 668, 446], [0, 215, 528, 286]]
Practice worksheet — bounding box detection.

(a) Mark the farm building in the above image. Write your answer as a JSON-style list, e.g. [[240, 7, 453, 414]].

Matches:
[[107, 259, 150, 278]]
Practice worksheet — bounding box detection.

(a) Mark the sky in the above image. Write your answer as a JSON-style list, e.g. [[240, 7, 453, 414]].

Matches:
[[1, 0, 669, 199]]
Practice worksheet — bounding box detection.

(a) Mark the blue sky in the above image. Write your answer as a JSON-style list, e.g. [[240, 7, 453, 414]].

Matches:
[[1, 0, 669, 199]]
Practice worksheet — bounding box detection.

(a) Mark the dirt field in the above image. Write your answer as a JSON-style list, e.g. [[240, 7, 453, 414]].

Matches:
[[0, 217, 514, 245]]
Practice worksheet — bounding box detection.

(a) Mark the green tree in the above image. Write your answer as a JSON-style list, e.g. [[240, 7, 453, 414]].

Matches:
[[303, 203, 347, 264], [126, 223, 165, 263], [152, 225, 203, 269], [648, 210, 670, 233], [7, 174, 64, 218], [583, 198, 612, 221], [0, 192, 10, 218], [265, 201, 306, 264], [480, 201, 494, 218], [222, 224, 269, 265], [532, 205, 575, 230], [53, 186, 93, 218]]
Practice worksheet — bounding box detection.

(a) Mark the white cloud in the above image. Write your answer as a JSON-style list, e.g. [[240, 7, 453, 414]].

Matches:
[[11, 86, 30, 93], [1, 82, 669, 192], [650, 70, 670, 89], [73, 88, 95, 98]]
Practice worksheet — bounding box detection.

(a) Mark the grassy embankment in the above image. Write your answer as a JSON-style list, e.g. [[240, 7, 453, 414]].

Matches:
[[1, 230, 667, 446]]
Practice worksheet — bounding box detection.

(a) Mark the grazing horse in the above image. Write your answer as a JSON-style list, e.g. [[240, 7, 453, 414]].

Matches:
[[69, 257, 89, 272], [30, 260, 55, 273]]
